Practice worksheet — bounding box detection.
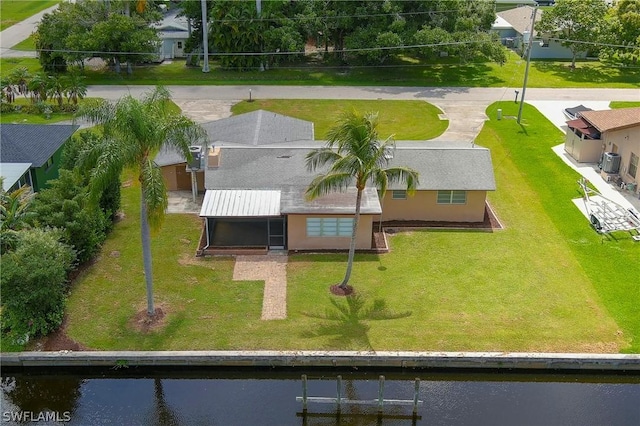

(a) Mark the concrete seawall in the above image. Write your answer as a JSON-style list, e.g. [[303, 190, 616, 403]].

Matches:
[[2, 351, 639, 371]]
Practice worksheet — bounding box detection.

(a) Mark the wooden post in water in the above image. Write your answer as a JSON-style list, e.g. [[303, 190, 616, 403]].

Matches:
[[301, 374, 308, 412], [378, 375, 385, 413], [413, 378, 420, 416], [336, 375, 342, 412]]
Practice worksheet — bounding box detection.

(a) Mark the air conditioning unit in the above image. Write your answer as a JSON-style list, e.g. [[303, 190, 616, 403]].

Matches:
[[188, 146, 202, 170], [601, 152, 621, 174]]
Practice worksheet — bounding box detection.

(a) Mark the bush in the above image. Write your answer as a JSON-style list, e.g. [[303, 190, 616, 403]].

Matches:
[[0, 229, 75, 341], [30, 170, 109, 264]]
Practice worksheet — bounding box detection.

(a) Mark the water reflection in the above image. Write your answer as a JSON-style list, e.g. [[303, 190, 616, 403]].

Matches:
[[0, 370, 638, 425]]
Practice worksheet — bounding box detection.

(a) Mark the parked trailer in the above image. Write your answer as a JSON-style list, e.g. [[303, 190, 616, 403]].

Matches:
[[577, 178, 640, 240]]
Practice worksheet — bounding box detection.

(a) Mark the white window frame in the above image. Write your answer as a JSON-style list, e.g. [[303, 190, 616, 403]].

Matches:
[[628, 152, 638, 179], [306, 217, 353, 237], [391, 190, 407, 200], [437, 190, 467, 205]]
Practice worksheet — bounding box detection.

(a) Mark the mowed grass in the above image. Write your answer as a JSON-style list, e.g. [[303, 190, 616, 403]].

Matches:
[[63, 101, 637, 353], [0, 0, 58, 31], [3, 51, 639, 88], [231, 99, 448, 140]]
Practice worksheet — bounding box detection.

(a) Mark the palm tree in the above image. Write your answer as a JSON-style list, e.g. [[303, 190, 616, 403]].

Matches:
[[306, 110, 419, 294], [76, 86, 206, 316], [0, 180, 36, 254], [63, 72, 87, 105]]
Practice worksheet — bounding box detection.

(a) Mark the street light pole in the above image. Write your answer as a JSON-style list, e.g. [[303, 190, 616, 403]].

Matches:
[[201, 0, 210, 73], [517, 6, 538, 124]]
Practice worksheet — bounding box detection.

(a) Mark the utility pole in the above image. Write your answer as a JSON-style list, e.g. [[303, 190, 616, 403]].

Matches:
[[517, 6, 538, 124], [201, 0, 210, 73]]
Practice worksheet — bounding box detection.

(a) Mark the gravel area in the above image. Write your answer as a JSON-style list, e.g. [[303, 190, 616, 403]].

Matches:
[[233, 254, 288, 320]]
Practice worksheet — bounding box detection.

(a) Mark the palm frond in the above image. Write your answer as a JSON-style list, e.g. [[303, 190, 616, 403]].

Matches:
[[87, 138, 131, 204], [162, 114, 207, 160], [305, 148, 342, 172], [140, 159, 168, 231], [305, 172, 353, 200], [383, 166, 420, 196]]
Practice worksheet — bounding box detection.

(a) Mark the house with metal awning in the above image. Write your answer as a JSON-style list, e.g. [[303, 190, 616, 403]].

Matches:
[[564, 107, 640, 193], [195, 143, 495, 254], [155, 111, 496, 254]]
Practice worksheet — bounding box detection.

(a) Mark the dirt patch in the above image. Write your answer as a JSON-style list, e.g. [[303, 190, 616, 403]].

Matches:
[[330, 284, 354, 296], [129, 306, 168, 333], [31, 316, 89, 352]]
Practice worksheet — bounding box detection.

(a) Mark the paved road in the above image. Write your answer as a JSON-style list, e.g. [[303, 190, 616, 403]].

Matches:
[[86, 85, 640, 102], [0, 4, 58, 58]]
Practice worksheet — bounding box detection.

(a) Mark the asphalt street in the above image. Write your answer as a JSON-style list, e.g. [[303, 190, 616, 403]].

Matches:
[[85, 85, 640, 103]]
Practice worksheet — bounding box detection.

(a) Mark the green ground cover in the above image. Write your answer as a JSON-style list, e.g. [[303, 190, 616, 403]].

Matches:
[[610, 101, 640, 109], [231, 99, 448, 139], [59, 101, 637, 353], [10, 35, 35, 51], [3, 51, 638, 88], [0, 0, 58, 31]]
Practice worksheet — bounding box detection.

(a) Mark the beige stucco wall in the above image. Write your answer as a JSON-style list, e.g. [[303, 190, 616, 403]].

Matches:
[[603, 127, 640, 184], [287, 214, 373, 250], [161, 164, 204, 192], [564, 132, 604, 163], [381, 190, 487, 222]]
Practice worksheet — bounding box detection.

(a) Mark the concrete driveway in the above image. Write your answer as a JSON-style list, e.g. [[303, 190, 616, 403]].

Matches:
[[0, 4, 58, 58], [528, 100, 611, 133]]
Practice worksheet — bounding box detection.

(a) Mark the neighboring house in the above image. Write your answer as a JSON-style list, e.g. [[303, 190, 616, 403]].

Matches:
[[157, 110, 314, 192], [564, 107, 640, 191], [0, 124, 78, 192], [155, 8, 190, 61], [492, 6, 583, 59]]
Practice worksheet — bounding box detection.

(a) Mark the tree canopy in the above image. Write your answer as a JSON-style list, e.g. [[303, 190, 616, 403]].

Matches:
[[35, 0, 161, 73], [536, 0, 609, 68]]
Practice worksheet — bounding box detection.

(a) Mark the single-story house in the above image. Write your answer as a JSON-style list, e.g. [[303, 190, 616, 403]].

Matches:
[[157, 110, 314, 192], [492, 6, 583, 59], [564, 107, 640, 190], [1, 124, 78, 192], [155, 9, 190, 61], [156, 110, 496, 253], [198, 142, 496, 252]]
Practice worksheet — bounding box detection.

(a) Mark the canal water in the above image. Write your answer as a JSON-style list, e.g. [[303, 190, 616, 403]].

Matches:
[[1, 369, 639, 425]]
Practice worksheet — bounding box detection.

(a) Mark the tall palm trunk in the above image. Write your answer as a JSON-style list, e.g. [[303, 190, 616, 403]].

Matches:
[[140, 190, 155, 315], [340, 187, 362, 289]]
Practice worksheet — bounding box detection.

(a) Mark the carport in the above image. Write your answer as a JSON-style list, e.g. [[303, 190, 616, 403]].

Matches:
[[199, 190, 286, 250]]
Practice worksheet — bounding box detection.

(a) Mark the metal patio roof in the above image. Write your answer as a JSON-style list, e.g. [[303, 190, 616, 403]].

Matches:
[[199, 189, 281, 218], [1, 163, 31, 191]]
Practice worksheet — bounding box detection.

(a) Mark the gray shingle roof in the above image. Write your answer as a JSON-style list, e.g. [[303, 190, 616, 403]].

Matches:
[[1, 124, 78, 167], [205, 144, 496, 192], [497, 6, 541, 36], [202, 110, 314, 146], [155, 110, 315, 167]]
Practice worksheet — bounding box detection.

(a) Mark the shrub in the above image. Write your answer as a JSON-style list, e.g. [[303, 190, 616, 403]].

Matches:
[[30, 170, 109, 264], [0, 229, 75, 341]]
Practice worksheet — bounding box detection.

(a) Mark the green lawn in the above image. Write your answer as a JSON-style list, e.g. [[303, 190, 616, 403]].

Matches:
[[3, 51, 639, 88], [0, 0, 59, 31], [610, 101, 640, 109], [231, 99, 448, 140], [59, 101, 638, 353], [11, 35, 36, 51]]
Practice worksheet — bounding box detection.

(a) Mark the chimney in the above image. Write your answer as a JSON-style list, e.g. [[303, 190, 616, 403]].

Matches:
[[208, 146, 221, 168]]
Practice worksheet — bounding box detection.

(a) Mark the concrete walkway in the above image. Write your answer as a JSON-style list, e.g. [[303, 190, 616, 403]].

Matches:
[[233, 254, 288, 320]]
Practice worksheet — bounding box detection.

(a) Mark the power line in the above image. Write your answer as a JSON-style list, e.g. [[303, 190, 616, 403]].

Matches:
[[14, 36, 636, 58]]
